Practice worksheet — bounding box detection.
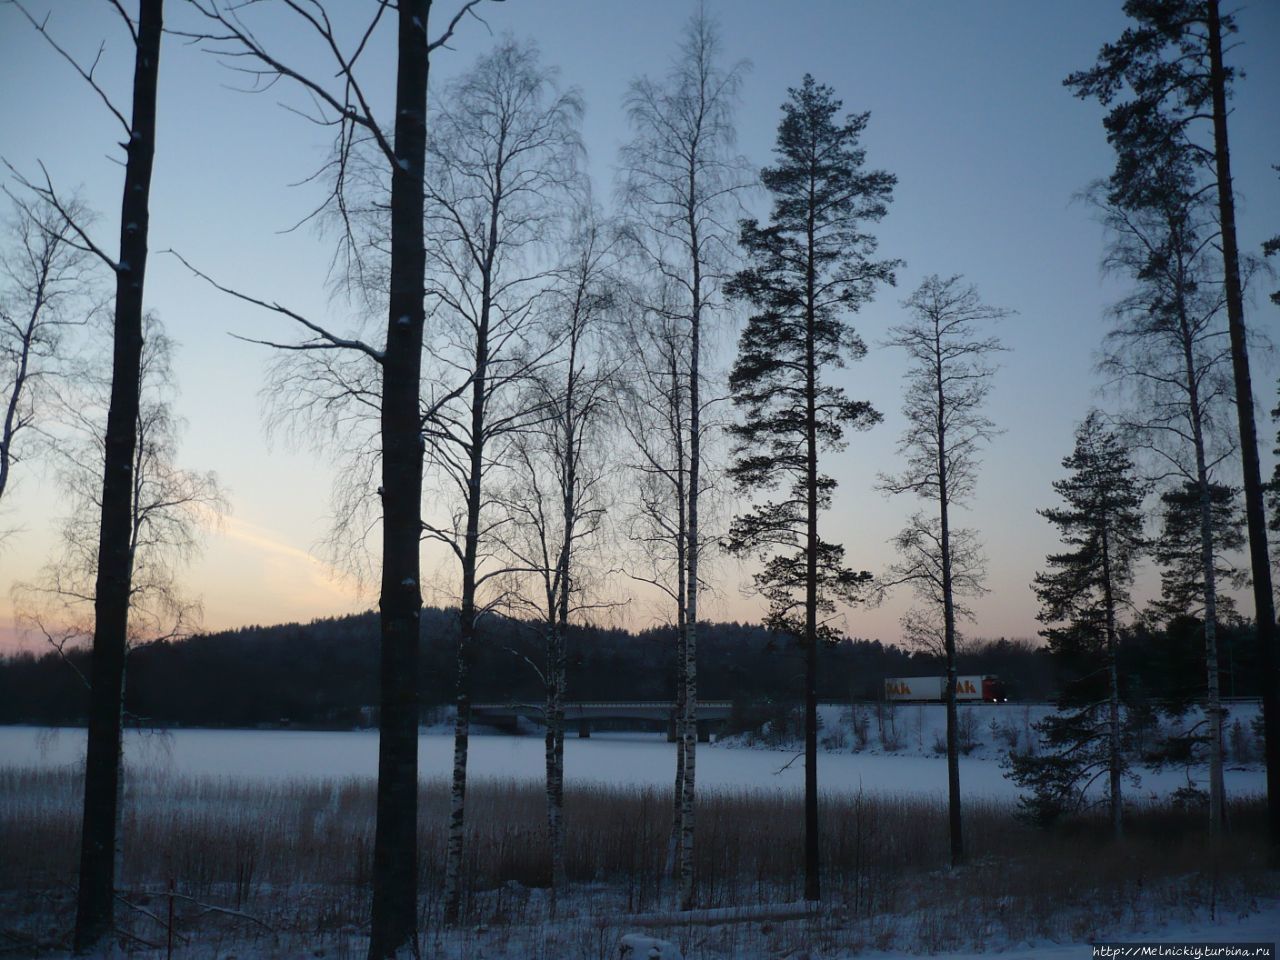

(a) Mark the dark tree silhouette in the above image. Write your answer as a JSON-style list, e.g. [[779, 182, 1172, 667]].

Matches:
[[725, 74, 896, 902], [7, 1, 167, 950], [494, 212, 619, 913], [617, 10, 748, 905], [881, 274, 1007, 867], [1150, 482, 1246, 626], [0, 196, 95, 518], [1067, 0, 1279, 860], [178, 2, 494, 954], [1097, 180, 1237, 832], [1014, 412, 1146, 835], [13, 316, 226, 666], [418, 39, 584, 922]]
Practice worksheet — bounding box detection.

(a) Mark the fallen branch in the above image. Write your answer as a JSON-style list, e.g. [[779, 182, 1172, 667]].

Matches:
[[618, 901, 820, 928], [164, 892, 274, 932], [114, 893, 190, 944]]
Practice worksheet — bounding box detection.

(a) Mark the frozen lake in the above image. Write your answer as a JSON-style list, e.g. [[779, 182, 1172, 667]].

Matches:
[[0, 723, 1266, 802]]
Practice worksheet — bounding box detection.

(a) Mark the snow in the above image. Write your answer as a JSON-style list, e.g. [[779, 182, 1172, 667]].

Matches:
[[855, 904, 1280, 960], [619, 933, 683, 959], [0, 702, 1266, 802], [0, 706, 1274, 958]]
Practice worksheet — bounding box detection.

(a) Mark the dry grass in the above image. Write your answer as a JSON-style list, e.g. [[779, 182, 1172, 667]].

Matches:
[[0, 765, 1273, 957]]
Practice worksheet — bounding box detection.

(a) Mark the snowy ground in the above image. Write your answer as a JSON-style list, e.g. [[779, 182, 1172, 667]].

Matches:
[[9, 893, 1271, 959], [1, 706, 1276, 958], [0, 701, 1266, 802]]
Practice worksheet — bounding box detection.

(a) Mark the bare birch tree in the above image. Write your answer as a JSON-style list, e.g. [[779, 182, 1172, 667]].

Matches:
[[616, 7, 748, 908], [615, 279, 690, 881], [10, 315, 223, 958], [493, 213, 619, 912], [6, 1, 165, 949], [0, 195, 97, 521], [418, 39, 584, 922], [177, 3, 493, 954], [1098, 184, 1238, 832], [14, 315, 226, 660], [880, 273, 1007, 868]]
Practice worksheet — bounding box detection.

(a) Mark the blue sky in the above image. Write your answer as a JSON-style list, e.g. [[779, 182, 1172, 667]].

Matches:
[[2, 0, 1278, 651]]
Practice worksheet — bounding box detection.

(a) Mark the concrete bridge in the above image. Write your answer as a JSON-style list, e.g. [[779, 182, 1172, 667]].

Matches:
[[471, 700, 734, 741]]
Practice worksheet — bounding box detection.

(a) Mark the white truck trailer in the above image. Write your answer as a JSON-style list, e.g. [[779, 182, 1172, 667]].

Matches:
[[883, 675, 1007, 702]]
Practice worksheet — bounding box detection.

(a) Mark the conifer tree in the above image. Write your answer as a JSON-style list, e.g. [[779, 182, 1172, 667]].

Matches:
[[1067, 0, 1279, 858], [1013, 413, 1145, 835], [725, 74, 896, 901], [1150, 481, 1246, 626]]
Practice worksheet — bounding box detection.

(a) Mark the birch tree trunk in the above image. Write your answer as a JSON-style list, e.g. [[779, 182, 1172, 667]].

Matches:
[[1099, 519, 1124, 839], [679, 240, 701, 911], [545, 622, 565, 911], [935, 347, 963, 869]]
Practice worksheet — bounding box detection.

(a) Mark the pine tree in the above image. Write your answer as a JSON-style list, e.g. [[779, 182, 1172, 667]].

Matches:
[[1150, 481, 1247, 626], [725, 74, 896, 901], [1067, 0, 1279, 858], [1012, 413, 1145, 835]]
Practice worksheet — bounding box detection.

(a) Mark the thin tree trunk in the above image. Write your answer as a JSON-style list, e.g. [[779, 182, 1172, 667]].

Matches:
[[547, 347, 578, 913], [444, 585, 477, 923], [934, 338, 963, 869], [444, 628, 471, 923], [802, 199, 821, 903], [545, 623, 565, 912], [366, 5, 430, 957], [1207, 0, 1278, 862], [444, 135, 501, 924], [665, 340, 689, 887], [73, 2, 163, 952], [679, 227, 701, 911], [1197, 473, 1226, 833], [1174, 258, 1226, 835], [1099, 520, 1123, 839], [666, 605, 686, 881], [0, 272, 49, 502]]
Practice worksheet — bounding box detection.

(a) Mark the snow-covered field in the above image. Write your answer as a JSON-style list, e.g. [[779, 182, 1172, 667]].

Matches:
[[1, 705, 1276, 958], [0, 699, 1267, 802]]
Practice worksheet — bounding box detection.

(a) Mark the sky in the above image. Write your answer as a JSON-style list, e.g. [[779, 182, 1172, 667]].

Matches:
[[1, 0, 1278, 654]]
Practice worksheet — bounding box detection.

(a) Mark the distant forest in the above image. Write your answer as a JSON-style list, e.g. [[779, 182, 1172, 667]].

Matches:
[[0, 609, 1263, 728]]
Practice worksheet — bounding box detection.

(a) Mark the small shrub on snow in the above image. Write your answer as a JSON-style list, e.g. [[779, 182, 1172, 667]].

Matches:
[[958, 707, 980, 755], [850, 705, 871, 751], [877, 703, 903, 752], [1228, 718, 1255, 764], [619, 934, 682, 959], [990, 716, 1022, 751]]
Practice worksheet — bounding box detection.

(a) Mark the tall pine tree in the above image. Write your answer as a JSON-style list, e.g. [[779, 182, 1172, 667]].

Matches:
[[1067, 0, 1279, 858], [1013, 412, 1146, 835], [725, 74, 896, 901]]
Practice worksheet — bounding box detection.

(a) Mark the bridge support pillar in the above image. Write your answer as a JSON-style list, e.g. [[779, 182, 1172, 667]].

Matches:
[[667, 716, 678, 742], [697, 720, 711, 743], [578, 719, 591, 738]]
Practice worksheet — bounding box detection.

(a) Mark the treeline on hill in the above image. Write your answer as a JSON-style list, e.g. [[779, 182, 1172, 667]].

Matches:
[[0, 609, 1263, 728]]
